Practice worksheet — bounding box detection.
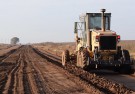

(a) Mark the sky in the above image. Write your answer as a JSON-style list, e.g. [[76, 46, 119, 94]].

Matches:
[[0, 0, 135, 44]]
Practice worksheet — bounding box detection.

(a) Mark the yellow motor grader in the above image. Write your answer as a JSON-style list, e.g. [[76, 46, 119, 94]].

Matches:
[[62, 9, 134, 74]]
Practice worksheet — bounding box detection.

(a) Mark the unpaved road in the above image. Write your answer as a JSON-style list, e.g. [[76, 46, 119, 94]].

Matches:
[[0, 45, 134, 94], [92, 70, 135, 91], [0, 45, 102, 94]]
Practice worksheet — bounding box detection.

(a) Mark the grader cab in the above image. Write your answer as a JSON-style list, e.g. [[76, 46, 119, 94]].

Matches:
[[62, 9, 134, 74]]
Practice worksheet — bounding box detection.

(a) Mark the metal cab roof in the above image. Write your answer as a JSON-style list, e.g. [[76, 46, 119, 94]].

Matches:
[[86, 13, 111, 17]]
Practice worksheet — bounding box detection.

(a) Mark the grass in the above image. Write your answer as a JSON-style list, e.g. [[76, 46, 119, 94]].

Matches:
[[33, 40, 135, 58]]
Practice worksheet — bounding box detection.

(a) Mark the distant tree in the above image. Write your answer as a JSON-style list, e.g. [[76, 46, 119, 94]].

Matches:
[[10, 37, 19, 45]]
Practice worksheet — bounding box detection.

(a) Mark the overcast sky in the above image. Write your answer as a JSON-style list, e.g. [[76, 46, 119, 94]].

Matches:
[[0, 0, 135, 44]]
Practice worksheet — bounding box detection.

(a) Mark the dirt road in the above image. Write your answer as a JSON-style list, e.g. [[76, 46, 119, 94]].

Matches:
[[0, 45, 103, 94], [0, 45, 134, 94], [92, 70, 135, 91], [34, 46, 135, 94]]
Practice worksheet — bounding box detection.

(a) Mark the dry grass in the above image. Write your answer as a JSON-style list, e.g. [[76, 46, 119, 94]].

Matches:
[[33, 42, 75, 57], [33, 40, 135, 58], [0, 44, 20, 56], [119, 40, 135, 52], [0, 44, 12, 50]]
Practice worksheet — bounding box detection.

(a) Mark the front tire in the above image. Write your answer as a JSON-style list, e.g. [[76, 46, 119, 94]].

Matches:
[[77, 50, 88, 69], [62, 50, 70, 66]]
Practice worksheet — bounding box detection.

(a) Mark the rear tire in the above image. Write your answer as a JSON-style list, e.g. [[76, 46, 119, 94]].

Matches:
[[123, 50, 130, 61], [62, 50, 69, 66], [118, 50, 134, 74], [77, 50, 88, 69]]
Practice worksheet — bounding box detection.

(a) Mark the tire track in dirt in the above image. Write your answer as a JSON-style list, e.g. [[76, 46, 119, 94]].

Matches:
[[0, 46, 23, 93], [23, 60, 32, 94], [29, 45, 103, 94], [2, 46, 32, 94], [25, 46, 49, 94], [1, 46, 40, 94], [3, 48, 24, 94], [12, 54, 24, 94]]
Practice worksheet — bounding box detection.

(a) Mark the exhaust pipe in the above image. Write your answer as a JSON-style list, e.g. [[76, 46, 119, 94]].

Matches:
[[101, 9, 106, 32]]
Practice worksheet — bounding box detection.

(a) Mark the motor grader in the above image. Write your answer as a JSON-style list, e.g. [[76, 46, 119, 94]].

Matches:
[[62, 9, 134, 74]]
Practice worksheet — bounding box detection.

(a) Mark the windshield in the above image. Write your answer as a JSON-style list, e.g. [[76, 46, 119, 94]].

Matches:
[[89, 16, 109, 30]]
